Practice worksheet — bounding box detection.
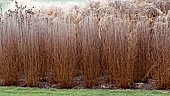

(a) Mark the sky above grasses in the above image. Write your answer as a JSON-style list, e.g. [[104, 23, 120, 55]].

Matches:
[[0, 0, 88, 12]]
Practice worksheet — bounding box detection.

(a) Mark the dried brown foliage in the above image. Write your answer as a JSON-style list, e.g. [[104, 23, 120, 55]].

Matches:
[[0, 0, 170, 89]]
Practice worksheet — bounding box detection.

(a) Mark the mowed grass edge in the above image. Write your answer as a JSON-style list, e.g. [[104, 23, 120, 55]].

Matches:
[[0, 86, 170, 96]]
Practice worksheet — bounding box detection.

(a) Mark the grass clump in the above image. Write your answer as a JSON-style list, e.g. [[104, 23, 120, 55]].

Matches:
[[0, 0, 170, 89]]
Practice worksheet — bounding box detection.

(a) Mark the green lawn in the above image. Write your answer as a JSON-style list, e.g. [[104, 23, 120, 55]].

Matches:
[[0, 86, 170, 96]]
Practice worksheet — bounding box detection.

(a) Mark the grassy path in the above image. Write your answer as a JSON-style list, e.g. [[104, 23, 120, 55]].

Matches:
[[0, 86, 170, 96]]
